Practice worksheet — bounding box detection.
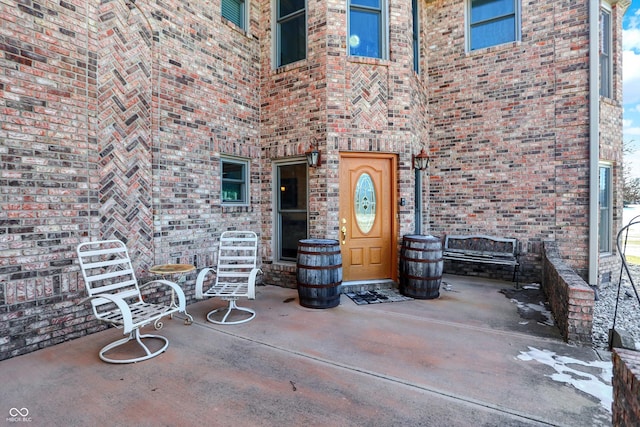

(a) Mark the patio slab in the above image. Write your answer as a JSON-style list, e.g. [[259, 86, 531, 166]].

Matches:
[[0, 275, 612, 426]]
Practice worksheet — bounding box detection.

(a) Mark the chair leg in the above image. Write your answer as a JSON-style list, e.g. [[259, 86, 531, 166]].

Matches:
[[206, 299, 256, 325], [99, 329, 169, 364]]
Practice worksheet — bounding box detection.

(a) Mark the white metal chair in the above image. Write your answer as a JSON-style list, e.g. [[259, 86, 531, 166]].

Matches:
[[195, 231, 261, 324], [77, 240, 187, 364]]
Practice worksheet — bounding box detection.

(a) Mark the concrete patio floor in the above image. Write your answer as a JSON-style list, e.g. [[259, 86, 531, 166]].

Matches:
[[1, 274, 613, 426]]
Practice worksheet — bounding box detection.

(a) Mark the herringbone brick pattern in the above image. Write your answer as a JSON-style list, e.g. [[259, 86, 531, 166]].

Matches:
[[97, 1, 154, 270], [349, 64, 388, 130]]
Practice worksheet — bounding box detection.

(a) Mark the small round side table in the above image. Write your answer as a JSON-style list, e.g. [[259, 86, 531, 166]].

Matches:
[[149, 263, 195, 325]]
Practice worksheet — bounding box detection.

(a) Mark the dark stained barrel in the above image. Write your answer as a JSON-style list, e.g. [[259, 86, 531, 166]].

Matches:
[[297, 239, 342, 308], [399, 235, 443, 299]]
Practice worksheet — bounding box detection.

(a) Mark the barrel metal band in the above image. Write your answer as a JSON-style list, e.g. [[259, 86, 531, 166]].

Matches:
[[401, 273, 442, 281], [298, 282, 342, 288], [296, 263, 343, 270], [297, 249, 342, 256], [401, 256, 443, 262]]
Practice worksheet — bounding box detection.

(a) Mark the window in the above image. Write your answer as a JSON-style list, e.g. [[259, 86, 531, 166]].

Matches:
[[599, 165, 612, 253], [276, 0, 306, 67], [221, 158, 249, 205], [276, 162, 308, 260], [600, 7, 612, 98], [412, 0, 419, 72], [468, 0, 519, 51], [222, 0, 246, 30], [348, 0, 386, 59]]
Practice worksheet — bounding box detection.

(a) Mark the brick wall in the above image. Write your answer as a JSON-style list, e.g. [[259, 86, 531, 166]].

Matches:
[[0, 0, 98, 359], [0, 0, 262, 360], [0, 0, 625, 361], [258, 0, 428, 284], [598, 1, 626, 284], [542, 240, 594, 344], [425, 0, 594, 284], [258, 0, 330, 285], [612, 348, 640, 426]]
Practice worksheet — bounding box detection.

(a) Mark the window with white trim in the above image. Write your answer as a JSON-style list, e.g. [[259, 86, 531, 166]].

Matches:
[[221, 157, 249, 205], [222, 0, 246, 30], [600, 6, 612, 98], [348, 0, 387, 59], [599, 164, 612, 253], [412, 0, 419, 73], [467, 0, 520, 51], [276, 0, 306, 67]]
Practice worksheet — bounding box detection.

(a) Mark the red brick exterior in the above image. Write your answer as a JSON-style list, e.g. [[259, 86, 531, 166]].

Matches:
[[599, 1, 627, 284], [0, 0, 626, 361], [427, 1, 593, 281], [543, 241, 595, 343], [613, 348, 640, 426]]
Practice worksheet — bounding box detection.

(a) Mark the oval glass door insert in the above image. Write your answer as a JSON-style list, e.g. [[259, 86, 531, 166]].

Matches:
[[354, 173, 376, 233]]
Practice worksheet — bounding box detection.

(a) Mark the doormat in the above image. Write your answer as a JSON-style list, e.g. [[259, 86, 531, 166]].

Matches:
[[345, 288, 413, 305]]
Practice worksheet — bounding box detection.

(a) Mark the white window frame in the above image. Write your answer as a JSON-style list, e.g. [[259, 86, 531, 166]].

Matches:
[[466, 0, 521, 52], [600, 5, 613, 98], [599, 163, 613, 254], [347, 0, 389, 60], [221, 156, 250, 206], [412, 0, 419, 73]]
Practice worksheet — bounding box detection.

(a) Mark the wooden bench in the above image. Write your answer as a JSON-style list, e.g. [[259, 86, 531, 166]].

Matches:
[[442, 234, 520, 285]]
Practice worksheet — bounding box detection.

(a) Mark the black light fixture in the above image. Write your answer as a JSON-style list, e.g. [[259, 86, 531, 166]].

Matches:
[[412, 147, 429, 171], [306, 139, 321, 167]]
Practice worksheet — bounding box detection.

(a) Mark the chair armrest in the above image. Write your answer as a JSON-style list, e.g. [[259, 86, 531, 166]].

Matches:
[[195, 267, 216, 299], [80, 294, 134, 334], [140, 279, 187, 311], [247, 268, 262, 299]]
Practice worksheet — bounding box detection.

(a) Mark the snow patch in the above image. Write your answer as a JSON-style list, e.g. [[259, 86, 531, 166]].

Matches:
[[517, 347, 612, 412]]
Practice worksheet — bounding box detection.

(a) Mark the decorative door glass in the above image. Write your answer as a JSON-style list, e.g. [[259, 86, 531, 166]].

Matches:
[[354, 172, 376, 233]]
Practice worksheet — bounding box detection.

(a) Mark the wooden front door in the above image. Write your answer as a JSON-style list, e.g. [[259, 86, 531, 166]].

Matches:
[[339, 153, 397, 281]]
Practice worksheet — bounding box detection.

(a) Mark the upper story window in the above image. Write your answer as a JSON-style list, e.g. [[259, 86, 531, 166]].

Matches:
[[348, 0, 387, 59], [221, 157, 249, 205], [600, 6, 612, 98], [222, 0, 246, 30], [412, 0, 419, 73], [276, 0, 306, 67], [467, 0, 520, 51]]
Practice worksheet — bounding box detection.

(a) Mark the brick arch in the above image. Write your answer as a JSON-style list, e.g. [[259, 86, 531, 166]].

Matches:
[[97, 0, 154, 270]]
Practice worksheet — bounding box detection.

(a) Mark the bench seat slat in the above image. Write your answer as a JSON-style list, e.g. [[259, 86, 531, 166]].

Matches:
[[443, 234, 520, 285]]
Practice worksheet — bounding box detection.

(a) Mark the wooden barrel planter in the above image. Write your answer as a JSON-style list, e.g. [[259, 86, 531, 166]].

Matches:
[[399, 235, 443, 299], [296, 239, 342, 309]]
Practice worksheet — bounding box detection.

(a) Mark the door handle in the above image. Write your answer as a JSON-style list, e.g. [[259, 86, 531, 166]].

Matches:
[[341, 225, 347, 245]]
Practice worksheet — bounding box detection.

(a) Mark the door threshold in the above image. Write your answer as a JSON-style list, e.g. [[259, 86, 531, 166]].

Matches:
[[341, 279, 397, 294]]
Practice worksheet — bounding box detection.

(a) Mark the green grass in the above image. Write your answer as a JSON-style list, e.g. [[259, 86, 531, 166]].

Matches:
[[621, 232, 640, 265], [625, 254, 640, 266]]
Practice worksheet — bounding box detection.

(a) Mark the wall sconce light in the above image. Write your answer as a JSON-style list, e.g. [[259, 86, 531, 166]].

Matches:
[[412, 148, 429, 171], [306, 140, 321, 168]]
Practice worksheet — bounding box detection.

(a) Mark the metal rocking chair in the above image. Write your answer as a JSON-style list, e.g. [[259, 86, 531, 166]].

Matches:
[[195, 231, 261, 324], [77, 240, 187, 363]]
